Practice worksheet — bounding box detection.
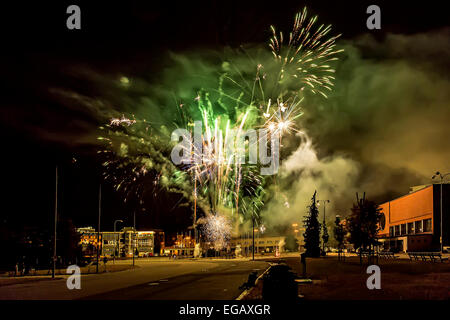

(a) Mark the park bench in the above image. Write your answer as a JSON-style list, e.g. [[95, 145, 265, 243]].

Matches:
[[407, 252, 448, 263], [378, 251, 399, 259], [429, 252, 448, 263], [408, 252, 420, 261], [357, 251, 379, 265], [359, 251, 371, 257]]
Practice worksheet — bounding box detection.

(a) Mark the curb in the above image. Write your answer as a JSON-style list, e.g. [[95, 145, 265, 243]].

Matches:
[[235, 264, 272, 300]]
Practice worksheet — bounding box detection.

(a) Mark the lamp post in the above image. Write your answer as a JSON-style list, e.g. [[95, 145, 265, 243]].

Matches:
[[113, 219, 123, 264], [292, 223, 299, 236], [252, 214, 255, 261], [97, 184, 102, 274], [317, 199, 330, 254], [133, 211, 136, 267], [432, 171, 450, 253], [52, 166, 58, 279], [194, 178, 198, 246]]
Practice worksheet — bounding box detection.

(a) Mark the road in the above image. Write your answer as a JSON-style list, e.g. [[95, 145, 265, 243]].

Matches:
[[0, 259, 270, 300]]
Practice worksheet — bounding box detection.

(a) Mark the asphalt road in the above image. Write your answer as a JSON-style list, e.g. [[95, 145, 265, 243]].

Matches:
[[82, 260, 269, 300], [0, 259, 270, 300]]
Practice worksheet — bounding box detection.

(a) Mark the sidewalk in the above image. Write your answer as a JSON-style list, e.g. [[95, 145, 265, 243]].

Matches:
[[0, 276, 64, 287], [0, 263, 136, 282]]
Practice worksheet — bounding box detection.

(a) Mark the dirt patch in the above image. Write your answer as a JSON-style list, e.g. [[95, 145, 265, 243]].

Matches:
[[253, 256, 450, 300]]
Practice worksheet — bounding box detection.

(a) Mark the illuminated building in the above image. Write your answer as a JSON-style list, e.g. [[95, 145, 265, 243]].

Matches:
[[164, 232, 195, 256], [78, 227, 101, 257], [77, 227, 165, 257], [377, 184, 449, 252], [229, 236, 286, 255]]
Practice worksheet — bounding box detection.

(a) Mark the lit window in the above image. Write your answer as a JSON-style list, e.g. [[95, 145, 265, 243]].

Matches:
[[415, 220, 423, 233], [407, 222, 414, 235], [423, 219, 432, 232], [394, 225, 400, 236], [401, 224, 406, 235]]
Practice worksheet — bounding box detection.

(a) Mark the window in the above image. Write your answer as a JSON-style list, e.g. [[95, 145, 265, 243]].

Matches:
[[389, 227, 394, 237], [401, 224, 407, 235], [423, 219, 432, 232], [395, 225, 400, 236], [415, 220, 423, 233], [380, 213, 386, 230], [407, 222, 414, 235]]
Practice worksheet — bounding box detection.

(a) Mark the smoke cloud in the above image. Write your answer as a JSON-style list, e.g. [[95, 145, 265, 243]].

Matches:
[[2, 24, 448, 232], [262, 28, 450, 228]]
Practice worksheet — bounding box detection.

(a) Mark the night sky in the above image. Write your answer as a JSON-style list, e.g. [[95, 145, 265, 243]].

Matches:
[[0, 1, 447, 235]]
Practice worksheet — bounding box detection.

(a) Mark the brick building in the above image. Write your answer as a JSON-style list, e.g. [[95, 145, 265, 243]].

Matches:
[[377, 184, 449, 252]]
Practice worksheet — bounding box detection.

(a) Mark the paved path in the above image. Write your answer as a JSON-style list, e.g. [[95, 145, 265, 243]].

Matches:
[[0, 259, 269, 300], [83, 260, 269, 300]]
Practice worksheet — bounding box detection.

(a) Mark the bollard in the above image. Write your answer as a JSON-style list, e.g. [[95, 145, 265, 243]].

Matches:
[[300, 253, 306, 278]]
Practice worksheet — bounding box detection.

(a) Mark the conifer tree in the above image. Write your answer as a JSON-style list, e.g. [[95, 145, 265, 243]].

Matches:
[[303, 191, 321, 257]]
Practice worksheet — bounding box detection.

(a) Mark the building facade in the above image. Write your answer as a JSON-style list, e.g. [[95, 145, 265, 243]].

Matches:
[[377, 184, 449, 252], [164, 233, 196, 256], [77, 227, 165, 258], [229, 236, 287, 255]]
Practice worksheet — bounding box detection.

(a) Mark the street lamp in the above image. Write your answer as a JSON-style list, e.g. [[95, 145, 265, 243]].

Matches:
[[292, 223, 299, 238], [133, 211, 136, 267], [252, 214, 255, 261], [317, 199, 330, 254], [113, 219, 123, 264], [432, 171, 449, 253]]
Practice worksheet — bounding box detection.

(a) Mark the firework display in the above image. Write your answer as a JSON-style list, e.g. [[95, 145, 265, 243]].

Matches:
[[98, 7, 342, 248]]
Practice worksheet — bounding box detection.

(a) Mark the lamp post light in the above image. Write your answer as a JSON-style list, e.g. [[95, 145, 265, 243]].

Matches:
[[252, 214, 255, 261], [252, 201, 258, 261], [52, 166, 58, 279], [317, 199, 330, 254], [292, 223, 299, 235], [97, 184, 101, 274], [133, 211, 136, 267], [432, 171, 450, 253], [113, 219, 123, 264]]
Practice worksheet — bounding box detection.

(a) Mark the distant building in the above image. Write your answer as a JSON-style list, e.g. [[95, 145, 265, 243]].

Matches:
[[78, 228, 101, 257], [76, 227, 95, 234], [229, 236, 286, 255], [164, 232, 196, 256], [101, 232, 122, 257], [77, 227, 165, 258], [377, 184, 449, 252]]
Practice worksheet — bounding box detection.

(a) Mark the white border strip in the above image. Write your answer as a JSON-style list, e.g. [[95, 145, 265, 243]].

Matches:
[[235, 265, 272, 300]]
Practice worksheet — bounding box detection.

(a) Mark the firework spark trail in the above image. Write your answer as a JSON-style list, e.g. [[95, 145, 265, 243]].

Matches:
[[201, 214, 232, 250], [97, 7, 342, 245], [110, 114, 137, 126], [269, 6, 343, 98]]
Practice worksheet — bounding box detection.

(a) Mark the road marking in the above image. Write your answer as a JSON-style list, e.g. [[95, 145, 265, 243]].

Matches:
[[148, 282, 159, 286], [295, 279, 312, 283], [159, 279, 168, 282]]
